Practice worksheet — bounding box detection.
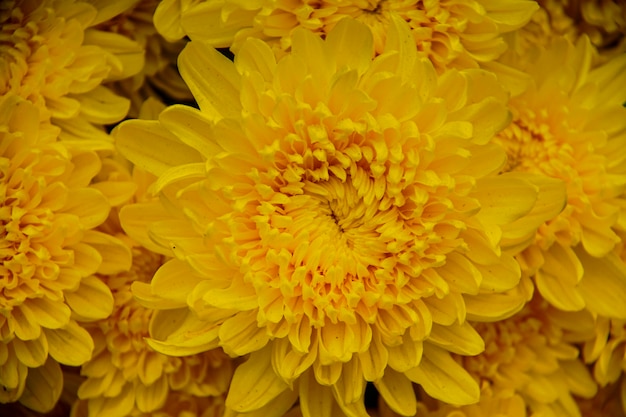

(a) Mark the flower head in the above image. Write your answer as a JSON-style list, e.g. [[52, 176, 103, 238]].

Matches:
[[0, 0, 143, 146], [510, 0, 626, 64], [0, 94, 130, 412], [154, 0, 538, 72], [462, 296, 597, 417], [494, 35, 626, 318], [117, 17, 562, 416]]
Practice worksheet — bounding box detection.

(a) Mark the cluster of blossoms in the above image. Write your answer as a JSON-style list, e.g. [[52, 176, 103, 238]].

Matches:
[[1, 1, 625, 417]]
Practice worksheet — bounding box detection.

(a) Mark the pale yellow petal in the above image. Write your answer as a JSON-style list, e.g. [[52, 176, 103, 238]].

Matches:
[[18, 358, 63, 413], [179, 40, 242, 120], [226, 346, 290, 412], [115, 119, 203, 176], [405, 344, 480, 405]]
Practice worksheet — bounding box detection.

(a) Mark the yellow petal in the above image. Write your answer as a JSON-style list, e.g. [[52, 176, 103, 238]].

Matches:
[[578, 249, 626, 319], [331, 359, 364, 406], [179, 40, 242, 120], [326, 17, 374, 77], [428, 321, 485, 356], [85, 386, 134, 417], [375, 368, 417, 417], [135, 377, 168, 412], [150, 259, 204, 307], [226, 346, 289, 412], [300, 371, 334, 417], [535, 244, 585, 312], [62, 188, 109, 229], [75, 85, 130, 124], [119, 202, 172, 255], [219, 310, 270, 356], [45, 321, 94, 366], [386, 334, 423, 373], [158, 105, 222, 159], [65, 276, 114, 321], [13, 337, 48, 368], [473, 174, 537, 225], [82, 230, 132, 275], [22, 297, 71, 331], [18, 358, 63, 413], [405, 344, 480, 405], [115, 119, 203, 177], [358, 331, 388, 381]]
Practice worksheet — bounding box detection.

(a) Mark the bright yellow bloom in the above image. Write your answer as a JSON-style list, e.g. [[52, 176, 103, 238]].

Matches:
[[494, 36, 626, 318], [88, 0, 193, 118], [462, 295, 597, 417], [0, 0, 143, 147], [0, 94, 131, 412], [117, 17, 563, 416], [510, 0, 626, 64], [153, 0, 538, 72]]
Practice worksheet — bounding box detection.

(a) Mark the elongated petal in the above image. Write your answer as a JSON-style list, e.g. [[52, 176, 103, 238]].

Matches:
[[405, 344, 480, 405], [179, 40, 242, 120], [226, 347, 289, 412]]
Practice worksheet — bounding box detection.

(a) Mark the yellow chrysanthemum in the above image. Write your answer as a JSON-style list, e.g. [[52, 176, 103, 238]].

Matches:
[[116, 17, 563, 416], [494, 35, 626, 318], [461, 295, 597, 417], [153, 0, 537, 72], [87, 0, 193, 118], [510, 0, 626, 64], [0, 0, 143, 147], [0, 94, 132, 412]]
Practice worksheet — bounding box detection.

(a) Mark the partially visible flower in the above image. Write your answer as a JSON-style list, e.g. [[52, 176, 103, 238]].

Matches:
[[117, 16, 563, 416], [0, 0, 143, 147], [153, 0, 538, 72], [509, 0, 626, 64], [408, 384, 527, 417], [0, 94, 131, 412], [86, 0, 193, 118], [494, 35, 626, 318], [462, 295, 597, 417]]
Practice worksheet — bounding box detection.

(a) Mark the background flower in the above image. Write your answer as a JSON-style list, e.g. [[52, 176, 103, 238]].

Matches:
[[0, 94, 130, 412], [0, 0, 143, 148], [494, 35, 626, 318], [116, 16, 563, 416], [461, 295, 597, 417], [153, 0, 538, 72]]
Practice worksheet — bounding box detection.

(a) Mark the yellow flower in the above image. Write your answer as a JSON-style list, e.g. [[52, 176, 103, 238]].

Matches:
[[510, 0, 626, 64], [0, 94, 131, 412], [0, 0, 143, 148], [493, 35, 626, 318], [154, 0, 538, 72], [116, 17, 562, 416], [88, 0, 193, 118], [462, 295, 597, 417]]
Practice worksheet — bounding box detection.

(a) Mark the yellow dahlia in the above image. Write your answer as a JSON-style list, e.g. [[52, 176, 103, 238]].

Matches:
[[461, 295, 597, 417], [493, 35, 626, 318], [116, 17, 563, 416], [0, 93, 131, 412], [88, 0, 193, 118], [0, 0, 143, 147], [153, 0, 538, 72]]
